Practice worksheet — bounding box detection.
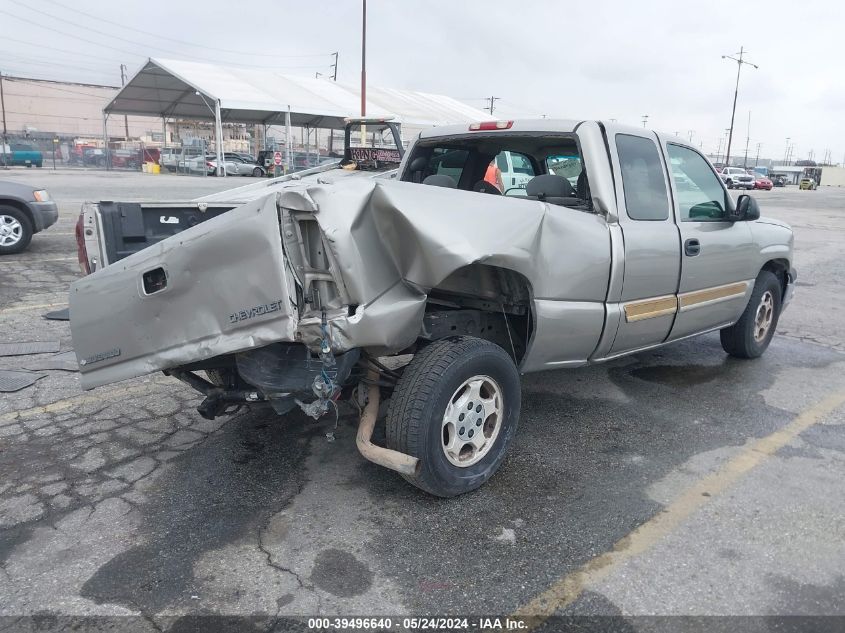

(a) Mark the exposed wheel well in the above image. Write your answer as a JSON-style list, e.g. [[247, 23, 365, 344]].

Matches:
[[421, 264, 534, 364], [761, 258, 790, 298], [0, 199, 34, 227]]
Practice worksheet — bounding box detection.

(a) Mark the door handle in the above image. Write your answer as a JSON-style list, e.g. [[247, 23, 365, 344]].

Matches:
[[684, 238, 701, 257]]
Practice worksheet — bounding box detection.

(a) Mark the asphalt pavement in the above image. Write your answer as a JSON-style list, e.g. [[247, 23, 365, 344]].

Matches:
[[0, 168, 843, 631]]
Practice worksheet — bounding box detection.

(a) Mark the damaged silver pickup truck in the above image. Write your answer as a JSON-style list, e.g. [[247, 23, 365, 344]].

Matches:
[[70, 119, 796, 497]]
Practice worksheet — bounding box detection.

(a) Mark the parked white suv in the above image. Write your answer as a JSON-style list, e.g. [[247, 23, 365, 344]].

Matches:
[[720, 167, 755, 190]]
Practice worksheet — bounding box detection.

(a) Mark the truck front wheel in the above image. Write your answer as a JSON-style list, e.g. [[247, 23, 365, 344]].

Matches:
[[385, 336, 521, 497], [720, 270, 782, 358]]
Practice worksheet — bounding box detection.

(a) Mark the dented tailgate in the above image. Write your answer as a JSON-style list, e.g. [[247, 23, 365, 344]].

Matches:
[[70, 195, 298, 389]]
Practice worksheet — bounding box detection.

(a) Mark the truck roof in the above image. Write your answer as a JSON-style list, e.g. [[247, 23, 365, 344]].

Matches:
[[419, 118, 583, 139], [418, 119, 686, 143]]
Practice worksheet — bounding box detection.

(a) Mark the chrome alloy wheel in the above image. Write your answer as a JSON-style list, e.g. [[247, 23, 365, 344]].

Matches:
[[0, 215, 23, 247], [754, 290, 775, 342], [441, 375, 503, 467]]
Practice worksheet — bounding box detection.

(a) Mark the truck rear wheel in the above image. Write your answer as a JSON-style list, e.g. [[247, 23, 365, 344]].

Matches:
[[720, 270, 782, 359], [385, 336, 521, 497]]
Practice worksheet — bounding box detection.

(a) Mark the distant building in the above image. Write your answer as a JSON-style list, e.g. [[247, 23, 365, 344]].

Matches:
[[0, 75, 250, 152]]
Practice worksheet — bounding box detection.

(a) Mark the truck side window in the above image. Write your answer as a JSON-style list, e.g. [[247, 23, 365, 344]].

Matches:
[[615, 134, 670, 221], [666, 144, 729, 222]]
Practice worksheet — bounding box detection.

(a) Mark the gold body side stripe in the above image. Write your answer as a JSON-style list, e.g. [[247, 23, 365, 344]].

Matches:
[[679, 281, 750, 310], [623, 280, 751, 323], [623, 295, 678, 322]]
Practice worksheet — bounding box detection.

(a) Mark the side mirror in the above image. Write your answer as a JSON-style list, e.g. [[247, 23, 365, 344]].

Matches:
[[733, 194, 760, 221]]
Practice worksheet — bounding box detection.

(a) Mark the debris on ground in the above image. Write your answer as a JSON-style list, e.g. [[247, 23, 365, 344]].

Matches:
[[0, 341, 61, 357]]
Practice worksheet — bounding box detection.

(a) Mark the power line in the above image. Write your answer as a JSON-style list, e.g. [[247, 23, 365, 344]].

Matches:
[[1, 34, 136, 63], [1, 52, 119, 74], [42, 0, 334, 59], [5, 2, 333, 70]]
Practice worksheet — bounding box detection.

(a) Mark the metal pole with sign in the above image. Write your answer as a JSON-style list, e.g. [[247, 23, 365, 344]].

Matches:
[[52, 138, 58, 170]]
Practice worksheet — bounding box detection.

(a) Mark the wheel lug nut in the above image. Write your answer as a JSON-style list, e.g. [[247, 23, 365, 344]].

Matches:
[[468, 429, 474, 438], [459, 413, 465, 421], [476, 419, 482, 426], [467, 402, 474, 410], [459, 427, 465, 435], [476, 405, 482, 413]]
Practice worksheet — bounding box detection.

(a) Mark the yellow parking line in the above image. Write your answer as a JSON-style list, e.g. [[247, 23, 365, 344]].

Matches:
[[0, 378, 171, 424], [512, 388, 845, 627]]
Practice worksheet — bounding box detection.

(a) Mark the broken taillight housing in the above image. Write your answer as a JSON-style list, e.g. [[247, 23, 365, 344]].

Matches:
[[75, 212, 91, 275]]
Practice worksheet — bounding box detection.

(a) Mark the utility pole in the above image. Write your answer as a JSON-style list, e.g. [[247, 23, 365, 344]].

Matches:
[[0, 71, 7, 169], [743, 111, 751, 169], [783, 138, 790, 164], [688, 130, 694, 142], [721, 46, 758, 169], [641, 114, 649, 128], [755, 142, 761, 166], [331, 52, 338, 81], [485, 96, 499, 115], [120, 64, 129, 140], [360, 0, 366, 117]]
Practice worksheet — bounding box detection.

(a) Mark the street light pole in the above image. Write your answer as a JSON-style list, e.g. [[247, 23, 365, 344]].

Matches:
[[721, 46, 757, 167], [361, 0, 366, 117], [0, 71, 7, 169], [641, 114, 648, 128], [743, 111, 751, 169]]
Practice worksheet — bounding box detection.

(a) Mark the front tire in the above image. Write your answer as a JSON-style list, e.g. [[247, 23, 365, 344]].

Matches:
[[252, 167, 263, 177], [385, 336, 521, 497], [720, 270, 782, 358], [0, 206, 33, 254]]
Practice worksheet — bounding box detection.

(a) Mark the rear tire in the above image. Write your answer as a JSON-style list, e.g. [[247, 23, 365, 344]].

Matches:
[[720, 270, 782, 358], [385, 336, 521, 497], [0, 206, 33, 255]]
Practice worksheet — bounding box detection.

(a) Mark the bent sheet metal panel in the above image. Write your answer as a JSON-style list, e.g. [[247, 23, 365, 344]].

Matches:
[[70, 195, 298, 389], [298, 179, 612, 362]]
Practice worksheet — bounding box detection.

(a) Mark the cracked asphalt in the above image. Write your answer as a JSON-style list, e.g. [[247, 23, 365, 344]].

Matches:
[[1, 169, 844, 630]]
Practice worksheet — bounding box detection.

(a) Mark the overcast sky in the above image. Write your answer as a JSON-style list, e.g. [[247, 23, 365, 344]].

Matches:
[[1, 0, 842, 163]]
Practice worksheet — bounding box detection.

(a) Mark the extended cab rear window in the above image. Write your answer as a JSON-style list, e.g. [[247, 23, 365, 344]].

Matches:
[[615, 134, 671, 221], [402, 134, 590, 211]]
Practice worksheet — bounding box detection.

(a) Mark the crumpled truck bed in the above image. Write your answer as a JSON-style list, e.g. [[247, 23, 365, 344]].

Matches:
[[70, 195, 298, 389], [70, 178, 611, 390]]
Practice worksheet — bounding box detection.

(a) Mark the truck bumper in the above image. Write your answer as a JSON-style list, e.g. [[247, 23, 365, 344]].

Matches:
[[30, 201, 59, 232], [782, 267, 797, 310]]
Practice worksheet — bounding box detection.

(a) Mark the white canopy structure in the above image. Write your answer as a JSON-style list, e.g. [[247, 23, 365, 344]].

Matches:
[[103, 58, 490, 174]]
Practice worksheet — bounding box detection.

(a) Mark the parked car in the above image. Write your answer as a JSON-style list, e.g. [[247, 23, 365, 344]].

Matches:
[[719, 167, 755, 189], [754, 176, 773, 190], [1, 143, 43, 168], [0, 180, 58, 254], [495, 150, 536, 193], [772, 175, 787, 187], [70, 119, 795, 497], [799, 177, 817, 190], [218, 154, 266, 177]]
